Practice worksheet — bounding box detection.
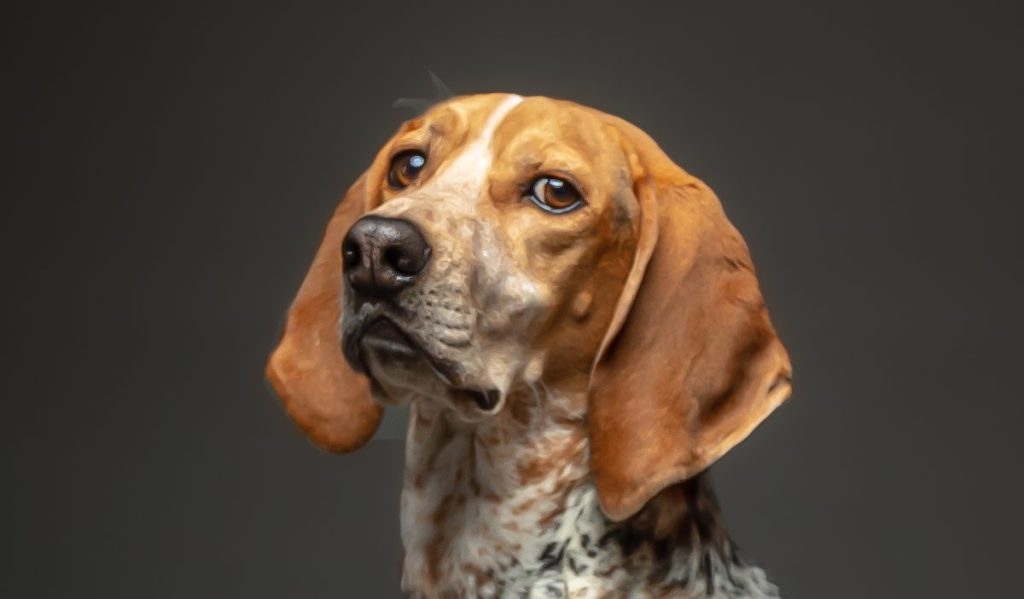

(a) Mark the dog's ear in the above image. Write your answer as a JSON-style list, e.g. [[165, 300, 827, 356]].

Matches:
[[589, 126, 792, 521], [266, 174, 382, 452]]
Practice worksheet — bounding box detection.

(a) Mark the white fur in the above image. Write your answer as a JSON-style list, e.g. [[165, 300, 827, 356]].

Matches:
[[421, 94, 523, 208]]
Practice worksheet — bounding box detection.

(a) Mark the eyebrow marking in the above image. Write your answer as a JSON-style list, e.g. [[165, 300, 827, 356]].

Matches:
[[418, 94, 524, 204]]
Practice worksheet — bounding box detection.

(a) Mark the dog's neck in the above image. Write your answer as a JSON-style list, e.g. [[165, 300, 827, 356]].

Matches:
[[398, 387, 779, 598]]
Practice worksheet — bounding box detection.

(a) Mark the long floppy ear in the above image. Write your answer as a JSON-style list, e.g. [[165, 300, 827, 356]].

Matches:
[[265, 174, 382, 452], [589, 138, 792, 521]]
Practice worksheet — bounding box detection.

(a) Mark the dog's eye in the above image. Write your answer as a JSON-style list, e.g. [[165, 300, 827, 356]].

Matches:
[[388, 151, 427, 189], [527, 177, 584, 214]]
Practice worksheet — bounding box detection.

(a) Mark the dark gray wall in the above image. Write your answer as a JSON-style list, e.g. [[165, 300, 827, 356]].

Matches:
[[5, 1, 1022, 597]]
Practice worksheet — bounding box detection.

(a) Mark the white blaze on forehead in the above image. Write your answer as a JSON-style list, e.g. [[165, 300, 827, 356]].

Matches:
[[420, 94, 523, 203]]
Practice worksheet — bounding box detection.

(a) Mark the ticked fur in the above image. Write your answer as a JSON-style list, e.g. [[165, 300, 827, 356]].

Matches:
[[400, 386, 779, 598]]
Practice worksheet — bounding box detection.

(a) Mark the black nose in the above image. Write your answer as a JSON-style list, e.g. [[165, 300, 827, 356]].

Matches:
[[342, 216, 431, 296]]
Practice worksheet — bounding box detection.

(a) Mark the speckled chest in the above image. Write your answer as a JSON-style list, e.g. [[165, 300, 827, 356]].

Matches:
[[396, 401, 780, 599], [398, 399, 607, 597]]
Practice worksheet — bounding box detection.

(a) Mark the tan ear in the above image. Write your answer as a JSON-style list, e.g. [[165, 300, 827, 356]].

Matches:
[[589, 141, 792, 521], [265, 175, 382, 452]]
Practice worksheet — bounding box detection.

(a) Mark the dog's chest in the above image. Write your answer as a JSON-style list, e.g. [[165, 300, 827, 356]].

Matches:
[[398, 402, 619, 597], [396, 401, 781, 599]]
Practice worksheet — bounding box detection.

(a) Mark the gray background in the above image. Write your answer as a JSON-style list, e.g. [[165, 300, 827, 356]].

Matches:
[[5, 0, 1023, 597]]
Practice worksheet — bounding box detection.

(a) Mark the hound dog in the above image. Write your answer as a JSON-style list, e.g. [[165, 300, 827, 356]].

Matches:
[[267, 94, 792, 598]]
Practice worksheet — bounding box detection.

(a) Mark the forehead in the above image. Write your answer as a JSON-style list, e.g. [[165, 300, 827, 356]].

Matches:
[[493, 97, 615, 157], [407, 95, 621, 163]]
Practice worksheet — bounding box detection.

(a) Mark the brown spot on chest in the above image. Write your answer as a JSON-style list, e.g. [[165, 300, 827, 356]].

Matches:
[[515, 431, 585, 485]]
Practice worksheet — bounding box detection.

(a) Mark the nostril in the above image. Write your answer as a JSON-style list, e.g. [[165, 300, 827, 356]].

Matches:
[[383, 246, 407, 275], [384, 244, 430, 276], [342, 239, 361, 271]]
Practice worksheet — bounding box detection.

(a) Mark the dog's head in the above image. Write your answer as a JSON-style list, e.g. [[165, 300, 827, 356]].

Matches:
[[266, 94, 791, 520]]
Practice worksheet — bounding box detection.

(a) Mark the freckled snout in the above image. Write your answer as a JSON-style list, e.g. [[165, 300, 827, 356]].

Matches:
[[342, 216, 431, 297]]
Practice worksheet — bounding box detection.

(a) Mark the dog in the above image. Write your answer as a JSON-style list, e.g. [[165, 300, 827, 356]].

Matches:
[[266, 93, 792, 598]]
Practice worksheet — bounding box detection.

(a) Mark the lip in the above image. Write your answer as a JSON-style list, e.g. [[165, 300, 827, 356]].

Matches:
[[451, 387, 501, 411], [360, 318, 420, 356], [345, 316, 501, 413], [347, 316, 459, 382]]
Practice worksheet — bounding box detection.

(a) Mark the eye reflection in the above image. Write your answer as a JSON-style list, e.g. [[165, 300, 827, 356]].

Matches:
[[388, 151, 427, 189]]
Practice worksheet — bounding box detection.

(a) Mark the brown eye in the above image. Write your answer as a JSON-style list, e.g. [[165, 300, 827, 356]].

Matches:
[[388, 151, 427, 189], [528, 176, 584, 214]]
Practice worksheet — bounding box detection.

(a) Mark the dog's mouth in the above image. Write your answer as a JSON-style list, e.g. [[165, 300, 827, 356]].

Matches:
[[359, 317, 419, 358], [345, 316, 501, 412]]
